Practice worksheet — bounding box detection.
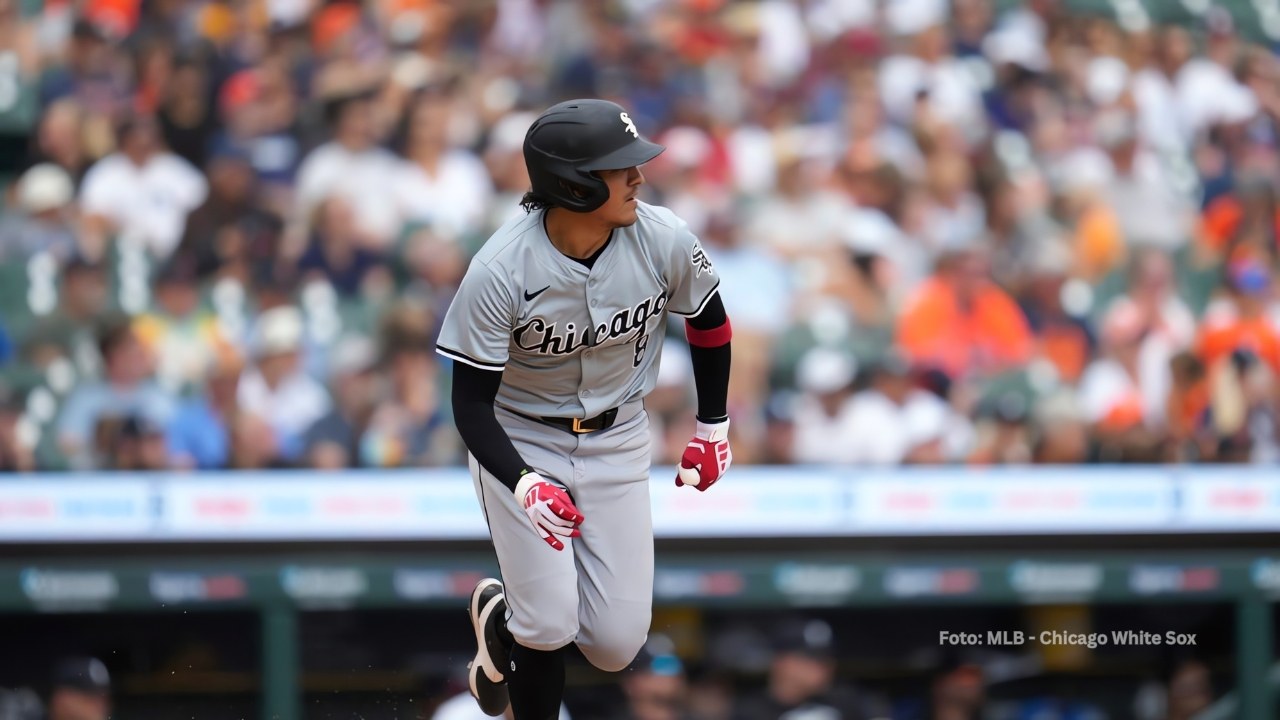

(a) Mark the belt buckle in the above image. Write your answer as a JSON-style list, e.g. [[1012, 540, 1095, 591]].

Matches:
[[571, 417, 588, 434]]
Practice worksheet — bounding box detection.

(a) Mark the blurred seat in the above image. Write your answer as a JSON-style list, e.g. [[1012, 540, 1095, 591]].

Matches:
[[1173, 244, 1222, 318], [0, 262, 37, 341]]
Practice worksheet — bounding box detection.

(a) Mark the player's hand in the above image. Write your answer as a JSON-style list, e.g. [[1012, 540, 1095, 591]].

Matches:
[[514, 472, 584, 551], [676, 418, 731, 492]]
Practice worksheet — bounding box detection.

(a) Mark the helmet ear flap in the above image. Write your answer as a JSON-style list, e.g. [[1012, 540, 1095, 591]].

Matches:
[[561, 180, 590, 201], [526, 168, 607, 212]]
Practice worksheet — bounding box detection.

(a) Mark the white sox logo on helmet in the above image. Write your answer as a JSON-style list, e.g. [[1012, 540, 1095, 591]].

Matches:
[[619, 112, 639, 138]]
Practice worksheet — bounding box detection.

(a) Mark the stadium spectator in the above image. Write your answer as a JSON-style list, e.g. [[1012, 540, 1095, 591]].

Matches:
[[896, 246, 1034, 380], [732, 617, 885, 720], [1096, 110, 1197, 253], [56, 318, 174, 470], [0, 163, 79, 262], [226, 409, 288, 470], [133, 257, 232, 394], [921, 657, 984, 720], [296, 195, 391, 298], [44, 657, 110, 720], [832, 208, 921, 324], [480, 110, 538, 235], [78, 113, 208, 260], [399, 228, 467, 335], [1016, 239, 1093, 385], [840, 350, 958, 465], [967, 390, 1035, 465], [1030, 392, 1090, 464], [1163, 657, 1214, 720], [607, 634, 689, 720], [293, 89, 405, 249], [1199, 172, 1280, 259], [219, 60, 306, 199], [20, 256, 109, 380], [918, 151, 986, 257], [166, 350, 242, 470], [156, 58, 217, 172], [1055, 152, 1127, 285], [393, 88, 494, 241], [697, 208, 790, 421], [1078, 300, 1163, 434], [236, 305, 332, 463], [37, 19, 127, 116], [1111, 249, 1197, 351], [0, 386, 33, 472], [359, 329, 452, 467], [878, 0, 983, 139], [303, 335, 379, 469], [106, 414, 167, 471], [173, 138, 284, 283], [743, 139, 848, 262], [1196, 255, 1280, 378], [788, 346, 858, 464], [26, 98, 95, 185]]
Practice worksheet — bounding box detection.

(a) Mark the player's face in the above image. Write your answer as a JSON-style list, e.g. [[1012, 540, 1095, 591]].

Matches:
[[595, 166, 645, 227]]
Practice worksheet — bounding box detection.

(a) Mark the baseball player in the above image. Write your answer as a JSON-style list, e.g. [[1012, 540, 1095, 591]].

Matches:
[[434, 99, 734, 720]]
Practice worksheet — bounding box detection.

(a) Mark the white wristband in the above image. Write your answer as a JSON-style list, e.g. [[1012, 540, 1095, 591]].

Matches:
[[695, 418, 730, 442], [513, 471, 546, 500]]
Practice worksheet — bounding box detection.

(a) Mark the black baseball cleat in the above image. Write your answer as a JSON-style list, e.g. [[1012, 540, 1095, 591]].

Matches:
[[467, 578, 511, 717]]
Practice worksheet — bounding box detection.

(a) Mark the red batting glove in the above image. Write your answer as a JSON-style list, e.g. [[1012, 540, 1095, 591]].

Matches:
[[676, 418, 732, 492], [514, 472, 584, 551]]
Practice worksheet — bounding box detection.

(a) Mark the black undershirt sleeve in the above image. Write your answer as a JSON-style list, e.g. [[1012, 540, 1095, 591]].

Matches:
[[685, 292, 731, 423], [450, 363, 531, 493]]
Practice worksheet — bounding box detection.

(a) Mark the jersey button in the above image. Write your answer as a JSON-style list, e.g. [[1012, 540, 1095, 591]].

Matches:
[[589, 279, 598, 288], [590, 299, 599, 307], [580, 389, 592, 397]]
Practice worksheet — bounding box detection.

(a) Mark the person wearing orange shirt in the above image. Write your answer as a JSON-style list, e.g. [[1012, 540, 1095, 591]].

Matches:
[[1198, 174, 1279, 257], [896, 246, 1034, 380], [1195, 255, 1280, 377]]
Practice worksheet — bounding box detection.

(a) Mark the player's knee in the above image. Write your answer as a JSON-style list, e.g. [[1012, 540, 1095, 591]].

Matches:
[[577, 611, 650, 672], [511, 609, 579, 651], [506, 585, 580, 650]]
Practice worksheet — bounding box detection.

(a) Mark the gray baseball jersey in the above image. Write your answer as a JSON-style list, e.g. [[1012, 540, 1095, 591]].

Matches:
[[436, 201, 720, 417]]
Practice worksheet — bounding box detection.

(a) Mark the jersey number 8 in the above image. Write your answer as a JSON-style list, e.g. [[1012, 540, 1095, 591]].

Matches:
[[631, 332, 649, 368]]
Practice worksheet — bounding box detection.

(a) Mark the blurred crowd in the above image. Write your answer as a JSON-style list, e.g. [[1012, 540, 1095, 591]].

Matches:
[[426, 619, 1220, 720], [0, 627, 1218, 720], [3, 0, 1280, 471]]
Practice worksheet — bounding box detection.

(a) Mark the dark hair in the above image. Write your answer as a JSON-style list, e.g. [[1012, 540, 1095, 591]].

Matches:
[[521, 178, 596, 213], [1160, 653, 1208, 685], [520, 191, 554, 213], [115, 112, 158, 147], [322, 87, 378, 130], [97, 317, 135, 360]]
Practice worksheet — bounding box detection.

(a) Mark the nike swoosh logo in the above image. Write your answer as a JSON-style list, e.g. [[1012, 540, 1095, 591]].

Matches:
[[524, 286, 550, 301]]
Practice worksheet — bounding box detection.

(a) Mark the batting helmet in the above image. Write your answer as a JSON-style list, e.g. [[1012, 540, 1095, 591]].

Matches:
[[523, 99, 666, 213]]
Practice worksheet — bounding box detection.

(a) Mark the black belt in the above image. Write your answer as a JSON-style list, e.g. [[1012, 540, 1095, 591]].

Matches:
[[509, 407, 620, 434]]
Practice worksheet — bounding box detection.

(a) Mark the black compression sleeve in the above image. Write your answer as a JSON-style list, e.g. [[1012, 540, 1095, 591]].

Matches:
[[451, 362, 531, 492], [686, 293, 731, 423], [687, 292, 727, 330]]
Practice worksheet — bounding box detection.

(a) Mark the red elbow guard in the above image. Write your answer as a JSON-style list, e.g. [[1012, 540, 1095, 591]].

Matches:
[[685, 316, 732, 347]]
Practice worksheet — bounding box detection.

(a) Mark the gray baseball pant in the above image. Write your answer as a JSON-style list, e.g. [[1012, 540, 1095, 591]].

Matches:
[[468, 400, 653, 672]]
